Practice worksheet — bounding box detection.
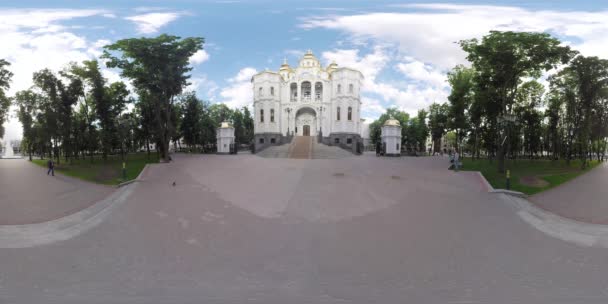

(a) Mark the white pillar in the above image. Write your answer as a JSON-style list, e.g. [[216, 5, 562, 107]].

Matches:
[[381, 119, 402, 157], [216, 122, 235, 154]]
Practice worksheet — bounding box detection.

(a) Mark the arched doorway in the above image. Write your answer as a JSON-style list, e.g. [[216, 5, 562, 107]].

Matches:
[[295, 107, 317, 137], [303, 125, 310, 136]]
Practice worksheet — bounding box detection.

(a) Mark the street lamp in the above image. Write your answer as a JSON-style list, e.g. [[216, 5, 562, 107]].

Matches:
[[285, 108, 292, 136], [317, 106, 325, 140], [498, 112, 518, 189]]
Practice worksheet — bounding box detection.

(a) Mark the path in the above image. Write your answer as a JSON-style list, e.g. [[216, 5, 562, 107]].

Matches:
[[0, 159, 113, 225], [289, 136, 312, 159], [531, 162, 608, 224], [2, 155, 608, 303]]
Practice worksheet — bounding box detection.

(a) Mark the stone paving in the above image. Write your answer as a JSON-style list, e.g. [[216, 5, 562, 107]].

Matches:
[[531, 162, 608, 224], [2, 155, 608, 303], [0, 159, 113, 225]]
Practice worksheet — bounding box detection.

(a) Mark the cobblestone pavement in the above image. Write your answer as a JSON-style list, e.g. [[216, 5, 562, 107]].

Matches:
[[2, 154, 608, 303], [0, 159, 113, 225], [531, 162, 608, 224]]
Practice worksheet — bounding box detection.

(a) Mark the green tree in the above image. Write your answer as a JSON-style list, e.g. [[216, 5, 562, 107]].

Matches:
[[180, 92, 203, 149], [561, 56, 608, 168], [241, 106, 254, 144], [0, 59, 13, 139], [33, 69, 62, 161], [460, 31, 575, 172], [103, 34, 204, 162], [428, 102, 449, 154], [14, 90, 42, 160], [447, 65, 475, 150]]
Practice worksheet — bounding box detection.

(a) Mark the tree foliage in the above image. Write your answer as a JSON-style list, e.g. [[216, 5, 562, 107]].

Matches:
[[102, 34, 204, 162]]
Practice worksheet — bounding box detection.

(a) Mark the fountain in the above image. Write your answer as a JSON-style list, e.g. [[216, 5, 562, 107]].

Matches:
[[1, 139, 17, 159]]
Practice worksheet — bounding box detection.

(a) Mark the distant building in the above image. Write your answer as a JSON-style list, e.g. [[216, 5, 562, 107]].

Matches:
[[252, 50, 364, 151]]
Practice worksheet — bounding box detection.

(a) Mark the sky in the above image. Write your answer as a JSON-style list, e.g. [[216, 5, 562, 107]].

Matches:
[[2, 0, 608, 141]]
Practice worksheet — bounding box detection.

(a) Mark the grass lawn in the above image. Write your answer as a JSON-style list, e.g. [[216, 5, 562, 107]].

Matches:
[[32, 153, 158, 185], [459, 158, 601, 195]]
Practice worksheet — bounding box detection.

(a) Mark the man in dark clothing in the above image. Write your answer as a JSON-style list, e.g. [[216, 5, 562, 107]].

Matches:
[[47, 159, 54, 176]]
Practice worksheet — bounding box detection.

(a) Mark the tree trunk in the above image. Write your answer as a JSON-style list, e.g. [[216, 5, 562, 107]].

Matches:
[[146, 138, 151, 160]]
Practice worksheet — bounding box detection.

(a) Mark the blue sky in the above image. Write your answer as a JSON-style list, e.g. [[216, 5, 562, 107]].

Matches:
[[2, 0, 608, 140]]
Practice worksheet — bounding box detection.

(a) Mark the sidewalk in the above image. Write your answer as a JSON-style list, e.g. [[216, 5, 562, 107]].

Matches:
[[530, 162, 608, 224], [0, 159, 113, 225]]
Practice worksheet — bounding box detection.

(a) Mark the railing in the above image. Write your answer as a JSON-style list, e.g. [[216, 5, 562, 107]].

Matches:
[[302, 96, 311, 102]]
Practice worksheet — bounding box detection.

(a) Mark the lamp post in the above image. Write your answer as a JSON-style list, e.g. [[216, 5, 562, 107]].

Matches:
[[285, 108, 292, 136], [498, 113, 518, 189], [317, 106, 325, 142]]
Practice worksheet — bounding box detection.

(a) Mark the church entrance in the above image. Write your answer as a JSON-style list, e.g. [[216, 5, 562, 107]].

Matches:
[[303, 125, 310, 136], [294, 107, 317, 137]]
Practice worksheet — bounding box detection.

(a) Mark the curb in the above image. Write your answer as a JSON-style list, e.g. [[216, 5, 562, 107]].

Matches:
[[489, 189, 527, 198], [477, 167, 608, 248], [474, 171, 527, 198], [500, 193, 608, 248], [115, 164, 152, 188], [0, 183, 136, 248]]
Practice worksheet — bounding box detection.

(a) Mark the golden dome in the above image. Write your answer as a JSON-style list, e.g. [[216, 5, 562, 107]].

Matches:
[[326, 61, 338, 73], [303, 49, 315, 58], [280, 58, 290, 70], [219, 121, 233, 128], [383, 118, 401, 127]]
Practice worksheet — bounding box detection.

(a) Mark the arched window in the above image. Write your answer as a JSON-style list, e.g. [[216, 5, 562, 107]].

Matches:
[[347, 107, 352, 121], [336, 106, 341, 121], [337, 84, 342, 94], [315, 82, 322, 101], [349, 84, 354, 94], [290, 83, 297, 101], [301, 81, 311, 102], [259, 87, 263, 97], [260, 109, 264, 122], [270, 87, 274, 96], [270, 109, 275, 122]]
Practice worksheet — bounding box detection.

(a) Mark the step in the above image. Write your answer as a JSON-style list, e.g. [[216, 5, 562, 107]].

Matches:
[[289, 136, 312, 159]]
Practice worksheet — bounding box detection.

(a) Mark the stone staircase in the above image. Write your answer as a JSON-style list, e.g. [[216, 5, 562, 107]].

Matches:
[[256, 143, 291, 158], [311, 141, 354, 159], [256, 136, 355, 159], [289, 136, 313, 159]]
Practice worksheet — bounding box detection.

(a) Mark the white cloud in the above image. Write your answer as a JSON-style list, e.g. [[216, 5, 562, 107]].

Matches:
[[186, 75, 219, 101], [0, 9, 109, 32], [361, 97, 385, 116], [125, 12, 181, 34], [302, 4, 608, 118], [189, 49, 210, 65], [396, 60, 448, 89], [0, 8, 112, 140], [301, 4, 608, 69], [219, 67, 257, 109], [321, 47, 447, 116], [134, 7, 167, 13]]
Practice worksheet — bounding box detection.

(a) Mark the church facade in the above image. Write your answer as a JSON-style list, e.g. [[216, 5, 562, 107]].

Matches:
[[252, 50, 364, 151]]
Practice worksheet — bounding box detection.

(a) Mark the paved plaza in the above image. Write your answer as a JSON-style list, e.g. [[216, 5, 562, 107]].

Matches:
[[1, 155, 608, 303], [532, 162, 608, 224], [0, 159, 113, 225]]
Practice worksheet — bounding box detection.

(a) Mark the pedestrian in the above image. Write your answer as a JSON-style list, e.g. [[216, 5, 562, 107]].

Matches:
[[47, 159, 54, 176], [454, 150, 460, 172]]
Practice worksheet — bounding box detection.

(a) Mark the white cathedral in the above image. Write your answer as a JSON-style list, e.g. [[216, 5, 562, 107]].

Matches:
[[252, 50, 364, 152]]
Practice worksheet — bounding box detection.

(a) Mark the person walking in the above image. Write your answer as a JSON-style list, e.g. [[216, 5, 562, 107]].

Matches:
[[47, 159, 54, 176], [454, 150, 460, 172]]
